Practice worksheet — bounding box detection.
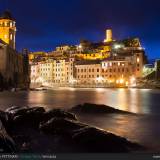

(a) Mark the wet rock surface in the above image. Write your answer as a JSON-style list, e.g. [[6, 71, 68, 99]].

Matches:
[[0, 104, 145, 153], [40, 118, 86, 134], [70, 103, 132, 114], [42, 109, 77, 122]]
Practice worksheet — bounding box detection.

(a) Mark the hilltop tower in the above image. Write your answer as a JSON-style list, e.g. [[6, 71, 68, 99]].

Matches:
[[0, 10, 16, 49], [104, 29, 113, 43]]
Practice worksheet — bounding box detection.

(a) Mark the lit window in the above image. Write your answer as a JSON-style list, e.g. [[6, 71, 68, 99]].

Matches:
[[10, 34, 13, 40], [10, 22, 12, 27], [4, 34, 7, 39], [137, 58, 140, 63], [5, 22, 7, 26]]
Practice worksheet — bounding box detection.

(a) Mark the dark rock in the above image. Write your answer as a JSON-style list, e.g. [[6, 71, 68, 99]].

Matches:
[[0, 110, 9, 126], [0, 110, 10, 133], [1, 105, 144, 153], [43, 109, 77, 122], [5, 106, 25, 113], [40, 118, 85, 134], [11, 107, 45, 128], [6, 106, 45, 118], [5, 106, 29, 118], [5, 106, 29, 113], [0, 120, 17, 153], [70, 103, 130, 114], [72, 127, 143, 152], [26, 107, 45, 114]]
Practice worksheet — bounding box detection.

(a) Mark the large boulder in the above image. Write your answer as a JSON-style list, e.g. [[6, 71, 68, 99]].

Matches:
[[5, 106, 26, 113], [6, 106, 45, 117], [0, 119, 16, 153], [70, 103, 130, 114], [72, 127, 143, 153], [0, 110, 9, 128], [40, 118, 85, 135], [5, 106, 29, 123], [42, 109, 77, 122], [6, 107, 45, 129]]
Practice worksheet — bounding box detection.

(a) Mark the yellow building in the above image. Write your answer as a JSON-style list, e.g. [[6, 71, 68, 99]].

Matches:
[[0, 10, 16, 49], [29, 51, 47, 62], [75, 52, 109, 60]]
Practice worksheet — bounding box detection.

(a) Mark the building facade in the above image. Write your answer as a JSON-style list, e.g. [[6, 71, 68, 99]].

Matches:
[[29, 29, 147, 88], [30, 58, 74, 87], [0, 11, 30, 89], [75, 61, 102, 85], [0, 10, 16, 49]]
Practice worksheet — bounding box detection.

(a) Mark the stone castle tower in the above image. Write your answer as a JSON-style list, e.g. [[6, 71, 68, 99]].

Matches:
[[104, 29, 113, 43], [0, 10, 16, 49]]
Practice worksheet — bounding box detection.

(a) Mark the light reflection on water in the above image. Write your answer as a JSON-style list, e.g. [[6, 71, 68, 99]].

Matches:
[[0, 88, 160, 150], [0, 88, 160, 114], [77, 113, 160, 151]]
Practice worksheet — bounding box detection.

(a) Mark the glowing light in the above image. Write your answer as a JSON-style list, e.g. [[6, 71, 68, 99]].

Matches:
[[116, 80, 119, 84], [130, 76, 136, 83], [130, 76, 136, 87], [125, 81, 129, 86], [114, 44, 122, 49], [120, 78, 124, 84], [96, 77, 104, 82], [69, 79, 77, 84], [78, 45, 82, 49], [137, 58, 140, 63]]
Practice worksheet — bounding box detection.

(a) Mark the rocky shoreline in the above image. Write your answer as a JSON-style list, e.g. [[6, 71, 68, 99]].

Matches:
[[0, 103, 145, 153]]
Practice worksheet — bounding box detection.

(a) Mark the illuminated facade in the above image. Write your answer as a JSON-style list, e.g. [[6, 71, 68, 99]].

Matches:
[[75, 61, 102, 85], [30, 63, 40, 83], [0, 11, 16, 49], [74, 52, 110, 60], [29, 28, 147, 87], [30, 58, 74, 87], [101, 60, 133, 86], [104, 29, 113, 43]]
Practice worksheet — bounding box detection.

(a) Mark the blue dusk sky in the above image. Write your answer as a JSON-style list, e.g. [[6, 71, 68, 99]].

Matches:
[[0, 0, 160, 59]]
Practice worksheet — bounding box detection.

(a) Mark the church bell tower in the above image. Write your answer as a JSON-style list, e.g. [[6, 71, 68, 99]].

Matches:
[[0, 10, 16, 49]]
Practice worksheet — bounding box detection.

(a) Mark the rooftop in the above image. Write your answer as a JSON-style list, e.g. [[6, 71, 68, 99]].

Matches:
[[75, 60, 101, 65], [0, 10, 15, 20]]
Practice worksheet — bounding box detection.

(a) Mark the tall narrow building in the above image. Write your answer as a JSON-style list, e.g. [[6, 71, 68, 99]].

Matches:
[[0, 10, 16, 49], [104, 29, 113, 43]]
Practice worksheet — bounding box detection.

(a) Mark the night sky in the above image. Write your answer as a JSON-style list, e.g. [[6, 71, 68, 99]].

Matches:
[[0, 0, 160, 59]]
